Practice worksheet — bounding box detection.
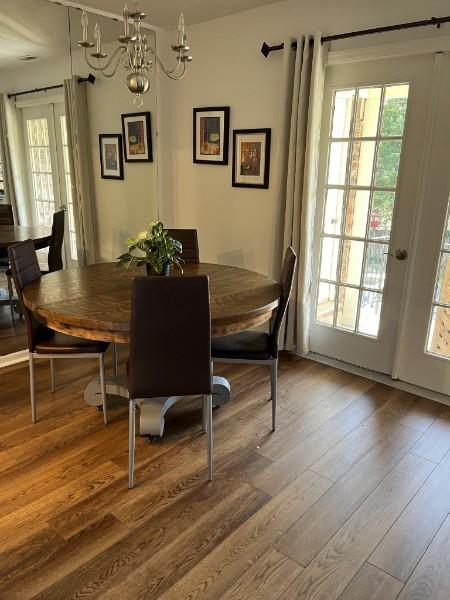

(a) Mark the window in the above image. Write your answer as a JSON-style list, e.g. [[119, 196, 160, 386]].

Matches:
[[315, 84, 410, 337], [0, 153, 4, 194], [25, 118, 55, 227], [427, 196, 450, 358], [60, 116, 77, 261]]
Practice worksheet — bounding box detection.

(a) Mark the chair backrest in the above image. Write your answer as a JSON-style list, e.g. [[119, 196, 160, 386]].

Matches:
[[48, 210, 65, 272], [165, 229, 199, 263], [0, 204, 14, 226], [271, 246, 297, 354], [128, 275, 212, 399], [8, 239, 48, 351]]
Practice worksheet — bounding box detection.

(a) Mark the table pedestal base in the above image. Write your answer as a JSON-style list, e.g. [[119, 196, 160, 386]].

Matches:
[[84, 375, 231, 437]]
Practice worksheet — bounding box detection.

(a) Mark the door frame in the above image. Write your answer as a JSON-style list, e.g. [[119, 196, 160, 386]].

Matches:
[[310, 53, 436, 374]]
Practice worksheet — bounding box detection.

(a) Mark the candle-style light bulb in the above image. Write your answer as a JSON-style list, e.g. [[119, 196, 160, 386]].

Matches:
[[177, 13, 186, 46], [94, 23, 101, 52], [81, 10, 89, 43], [123, 3, 129, 37]]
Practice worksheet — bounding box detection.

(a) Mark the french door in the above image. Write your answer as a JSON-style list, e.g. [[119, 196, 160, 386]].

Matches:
[[22, 103, 78, 267], [310, 53, 449, 395]]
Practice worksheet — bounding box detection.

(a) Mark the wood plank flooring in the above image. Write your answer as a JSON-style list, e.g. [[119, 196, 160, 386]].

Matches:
[[0, 351, 449, 599]]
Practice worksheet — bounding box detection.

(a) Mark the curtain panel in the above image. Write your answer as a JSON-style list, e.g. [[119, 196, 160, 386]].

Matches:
[[64, 77, 97, 265], [0, 94, 29, 225], [278, 33, 328, 355]]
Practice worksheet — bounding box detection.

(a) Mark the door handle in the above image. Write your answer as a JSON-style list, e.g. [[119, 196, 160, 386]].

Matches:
[[384, 248, 408, 260]]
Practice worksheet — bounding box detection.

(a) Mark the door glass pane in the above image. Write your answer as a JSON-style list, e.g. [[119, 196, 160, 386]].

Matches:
[[336, 286, 359, 330], [26, 118, 54, 227], [340, 240, 364, 286], [374, 140, 402, 188], [363, 243, 388, 290], [370, 191, 395, 240], [354, 87, 382, 138], [427, 307, 450, 358], [328, 142, 349, 185], [358, 291, 383, 336], [331, 89, 355, 138], [380, 85, 409, 137], [426, 197, 450, 359], [434, 253, 450, 304], [315, 82, 410, 339], [323, 189, 344, 235], [316, 282, 336, 325], [444, 210, 450, 251], [345, 190, 369, 238], [320, 237, 340, 281], [349, 141, 376, 186]]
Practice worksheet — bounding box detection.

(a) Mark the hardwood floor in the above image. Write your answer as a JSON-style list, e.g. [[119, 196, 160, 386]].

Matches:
[[0, 351, 449, 599]]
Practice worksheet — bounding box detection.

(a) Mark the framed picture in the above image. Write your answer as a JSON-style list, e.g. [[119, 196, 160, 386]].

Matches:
[[232, 128, 271, 189], [193, 106, 230, 164], [121, 112, 153, 162], [99, 134, 124, 180]]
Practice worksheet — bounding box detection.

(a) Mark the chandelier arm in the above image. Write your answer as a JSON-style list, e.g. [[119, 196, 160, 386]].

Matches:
[[154, 54, 186, 78], [101, 55, 127, 77], [83, 46, 127, 73]]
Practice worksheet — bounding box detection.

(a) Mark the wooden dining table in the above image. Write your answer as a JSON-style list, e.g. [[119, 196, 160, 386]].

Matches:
[[22, 261, 280, 436], [0, 225, 52, 250]]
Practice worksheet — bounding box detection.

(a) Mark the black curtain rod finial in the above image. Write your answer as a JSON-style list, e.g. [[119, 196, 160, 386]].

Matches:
[[78, 73, 96, 84], [260, 41, 285, 57]]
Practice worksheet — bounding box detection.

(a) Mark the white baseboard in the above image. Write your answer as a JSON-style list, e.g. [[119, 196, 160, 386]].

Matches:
[[306, 352, 450, 407], [0, 350, 28, 369]]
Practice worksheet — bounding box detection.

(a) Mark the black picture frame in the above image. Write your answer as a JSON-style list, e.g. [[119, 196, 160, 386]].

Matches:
[[121, 111, 153, 163], [99, 134, 124, 180], [232, 128, 271, 189], [193, 106, 230, 165]]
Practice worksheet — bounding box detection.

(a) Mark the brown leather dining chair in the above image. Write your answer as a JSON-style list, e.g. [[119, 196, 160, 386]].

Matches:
[[6, 210, 66, 320], [0, 204, 14, 226], [0, 204, 15, 320], [127, 275, 213, 488], [45, 209, 65, 273], [165, 229, 199, 263], [8, 239, 110, 424], [211, 247, 297, 432]]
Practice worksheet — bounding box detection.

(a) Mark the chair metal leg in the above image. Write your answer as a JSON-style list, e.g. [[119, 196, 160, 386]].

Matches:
[[270, 358, 278, 432], [202, 395, 207, 432], [128, 399, 136, 488], [7, 273, 14, 321], [99, 354, 108, 425], [112, 342, 118, 376], [29, 353, 36, 423], [206, 394, 213, 481], [50, 359, 56, 393]]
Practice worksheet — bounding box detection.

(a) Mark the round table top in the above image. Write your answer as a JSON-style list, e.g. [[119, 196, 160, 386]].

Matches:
[[22, 262, 281, 342], [0, 225, 52, 249]]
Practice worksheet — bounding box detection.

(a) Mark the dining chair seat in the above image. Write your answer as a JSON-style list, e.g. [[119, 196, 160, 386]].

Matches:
[[211, 246, 297, 432], [211, 330, 273, 361], [8, 239, 110, 425], [34, 331, 109, 355]]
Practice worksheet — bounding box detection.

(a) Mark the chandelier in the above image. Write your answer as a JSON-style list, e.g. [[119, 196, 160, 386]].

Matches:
[[77, 3, 192, 106]]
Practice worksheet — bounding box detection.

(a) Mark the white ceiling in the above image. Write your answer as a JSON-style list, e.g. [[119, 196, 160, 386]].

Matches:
[[0, 0, 69, 69], [0, 0, 281, 70], [75, 0, 283, 29]]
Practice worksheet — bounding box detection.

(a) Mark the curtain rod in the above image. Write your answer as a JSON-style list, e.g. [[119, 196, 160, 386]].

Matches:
[[7, 74, 95, 99], [261, 14, 450, 57]]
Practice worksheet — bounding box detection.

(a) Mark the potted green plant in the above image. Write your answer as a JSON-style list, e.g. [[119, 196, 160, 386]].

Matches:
[[117, 221, 183, 276]]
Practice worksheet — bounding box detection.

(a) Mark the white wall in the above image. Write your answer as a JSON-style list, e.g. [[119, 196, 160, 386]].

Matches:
[[159, 0, 450, 279]]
